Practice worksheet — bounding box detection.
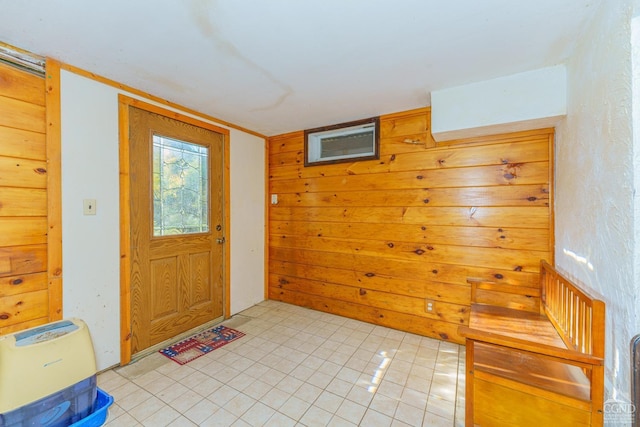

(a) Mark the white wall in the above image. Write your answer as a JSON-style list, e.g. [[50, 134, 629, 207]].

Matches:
[[60, 70, 265, 370], [431, 65, 566, 141], [555, 0, 635, 404], [229, 129, 266, 314]]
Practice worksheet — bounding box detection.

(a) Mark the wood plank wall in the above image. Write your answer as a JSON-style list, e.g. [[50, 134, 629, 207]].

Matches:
[[268, 107, 553, 344], [0, 62, 49, 334]]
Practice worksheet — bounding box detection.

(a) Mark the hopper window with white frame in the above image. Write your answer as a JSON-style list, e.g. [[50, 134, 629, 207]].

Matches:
[[305, 117, 380, 166]]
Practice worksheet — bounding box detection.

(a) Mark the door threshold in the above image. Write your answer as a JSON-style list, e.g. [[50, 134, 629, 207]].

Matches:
[[129, 315, 225, 364]]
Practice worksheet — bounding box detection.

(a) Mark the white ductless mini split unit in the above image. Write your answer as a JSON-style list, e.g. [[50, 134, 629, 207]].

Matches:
[[305, 117, 379, 166]]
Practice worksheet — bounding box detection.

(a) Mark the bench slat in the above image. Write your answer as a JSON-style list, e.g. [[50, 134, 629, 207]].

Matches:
[[474, 342, 592, 403], [541, 260, 605, 358], [466, 303, 564, 346]]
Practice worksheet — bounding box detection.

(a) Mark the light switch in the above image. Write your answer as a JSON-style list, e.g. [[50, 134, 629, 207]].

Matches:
[[83, 199, 96, 215], [271, 194, 278, 205]]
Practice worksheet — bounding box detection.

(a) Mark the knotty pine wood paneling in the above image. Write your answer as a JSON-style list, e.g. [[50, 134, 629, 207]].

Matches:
[[268, 107, 553, 344], [0, 62, 49, 334]]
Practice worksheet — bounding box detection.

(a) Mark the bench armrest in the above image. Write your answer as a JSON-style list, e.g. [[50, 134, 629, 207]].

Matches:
[[459, 325, 604, 367]]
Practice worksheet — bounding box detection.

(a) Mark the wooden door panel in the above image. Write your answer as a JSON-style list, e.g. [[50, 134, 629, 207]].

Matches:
[[150, 235, 213, 257], [150, 257, 178, 319], [148, 304, 215, 346], [190, 252, 211, 306]]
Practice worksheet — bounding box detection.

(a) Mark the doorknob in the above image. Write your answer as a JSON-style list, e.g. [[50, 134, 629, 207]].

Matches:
[[216, 237, 226, 244]]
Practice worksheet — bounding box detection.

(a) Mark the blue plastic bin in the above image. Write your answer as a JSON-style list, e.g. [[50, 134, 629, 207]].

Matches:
[[1, 377, 97, 427], [70, 389, 113, 427]]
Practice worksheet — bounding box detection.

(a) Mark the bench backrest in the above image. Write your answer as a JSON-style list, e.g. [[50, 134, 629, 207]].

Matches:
[[540, 260, 605, 358], [468, 279, 541, 312]]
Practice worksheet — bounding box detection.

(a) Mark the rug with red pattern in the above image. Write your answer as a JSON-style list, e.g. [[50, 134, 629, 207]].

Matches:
[[159, 325, 245, 365]]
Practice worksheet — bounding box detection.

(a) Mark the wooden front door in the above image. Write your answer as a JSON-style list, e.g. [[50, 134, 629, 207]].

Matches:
[[129, 106, 225, 355]]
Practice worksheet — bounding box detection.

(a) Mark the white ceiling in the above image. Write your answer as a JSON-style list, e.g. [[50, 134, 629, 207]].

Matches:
[[0, 0, 602, 136]]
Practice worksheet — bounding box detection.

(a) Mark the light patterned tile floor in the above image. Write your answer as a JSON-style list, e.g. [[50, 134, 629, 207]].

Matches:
[[99, 300, 465, 426]]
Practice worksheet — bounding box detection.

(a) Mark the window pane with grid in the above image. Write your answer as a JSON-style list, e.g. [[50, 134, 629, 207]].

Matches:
[[152, 135, 209, 236]]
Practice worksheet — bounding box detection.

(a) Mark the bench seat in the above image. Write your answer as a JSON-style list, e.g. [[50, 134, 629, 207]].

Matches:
[[465, 303, 565, 346]]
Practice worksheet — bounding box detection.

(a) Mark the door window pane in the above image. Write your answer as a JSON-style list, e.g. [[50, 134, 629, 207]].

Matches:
[[153, 135, 209, 236]]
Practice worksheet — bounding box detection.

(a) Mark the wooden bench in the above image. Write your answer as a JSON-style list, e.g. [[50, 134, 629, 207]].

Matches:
[[459, 260, 605, 426]]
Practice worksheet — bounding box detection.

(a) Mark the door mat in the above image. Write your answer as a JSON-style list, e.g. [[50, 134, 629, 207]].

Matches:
[[159, 325, 245, 365]]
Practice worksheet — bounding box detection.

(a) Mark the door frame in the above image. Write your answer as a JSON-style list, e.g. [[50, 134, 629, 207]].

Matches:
[[118, 95, 231, 365]]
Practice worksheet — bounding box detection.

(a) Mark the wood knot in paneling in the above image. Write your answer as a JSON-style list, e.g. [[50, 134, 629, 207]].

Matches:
[[503, 163, 523, 181]]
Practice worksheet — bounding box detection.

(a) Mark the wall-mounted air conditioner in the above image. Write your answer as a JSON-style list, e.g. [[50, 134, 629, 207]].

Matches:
[[305, 117, 379, 166]]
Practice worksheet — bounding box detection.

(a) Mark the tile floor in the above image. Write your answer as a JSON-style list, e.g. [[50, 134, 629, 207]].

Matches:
[[98, 300, 465, 426]]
